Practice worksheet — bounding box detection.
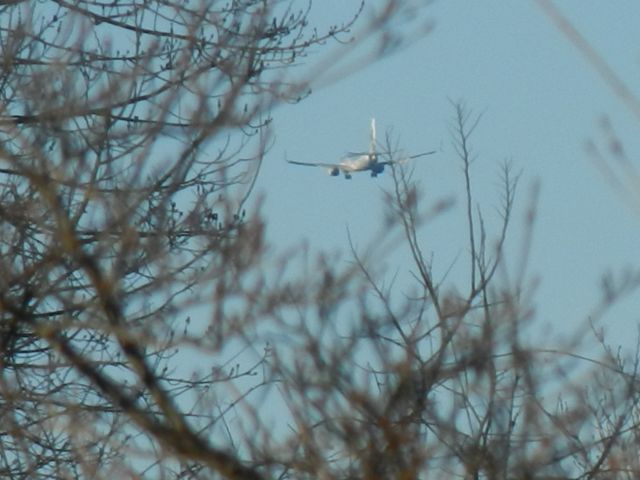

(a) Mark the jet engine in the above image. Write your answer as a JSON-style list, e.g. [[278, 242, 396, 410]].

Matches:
[[327, 167, 340, 176], [370, 163, 384, 177]]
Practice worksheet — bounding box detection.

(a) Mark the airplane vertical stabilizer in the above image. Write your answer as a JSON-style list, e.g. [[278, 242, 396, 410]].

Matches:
[[369, 118, 376, 155]]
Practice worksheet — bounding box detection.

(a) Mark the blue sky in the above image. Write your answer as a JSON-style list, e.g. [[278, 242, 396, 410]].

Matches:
[[256, 1, 640, 351]]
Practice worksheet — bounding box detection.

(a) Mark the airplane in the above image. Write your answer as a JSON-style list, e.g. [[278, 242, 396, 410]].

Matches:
[[286, 118, 435, 179]]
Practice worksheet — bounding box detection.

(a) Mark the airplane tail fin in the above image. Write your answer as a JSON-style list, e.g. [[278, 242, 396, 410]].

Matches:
[[369, 117, 376, 155]]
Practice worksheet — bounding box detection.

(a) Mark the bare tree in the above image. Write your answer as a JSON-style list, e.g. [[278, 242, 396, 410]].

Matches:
[[0, 1, 432, 478], [3, 1, 640, 479], [268, 103, 640, 479]]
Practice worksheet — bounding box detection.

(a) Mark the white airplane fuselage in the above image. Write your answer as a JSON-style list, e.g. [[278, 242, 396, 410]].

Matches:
[[325, 152, 384, 179], [339, 153, 378, 172]]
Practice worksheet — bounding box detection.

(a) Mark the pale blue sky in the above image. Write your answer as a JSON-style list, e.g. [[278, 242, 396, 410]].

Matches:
[[257, 1, 640, 351]]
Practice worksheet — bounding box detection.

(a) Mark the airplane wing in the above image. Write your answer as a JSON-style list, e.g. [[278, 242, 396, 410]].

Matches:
[[378, 150, 436, 165], [286, 159, 342, 169]]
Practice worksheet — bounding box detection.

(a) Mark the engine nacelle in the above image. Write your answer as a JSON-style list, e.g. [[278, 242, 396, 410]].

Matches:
[[327, 167, 340, 176], [370, 163, 384, 177]]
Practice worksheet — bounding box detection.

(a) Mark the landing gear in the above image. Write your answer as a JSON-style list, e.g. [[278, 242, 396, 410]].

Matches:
[[345, 173, 352, 180], [371, 172, 378, 178]]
